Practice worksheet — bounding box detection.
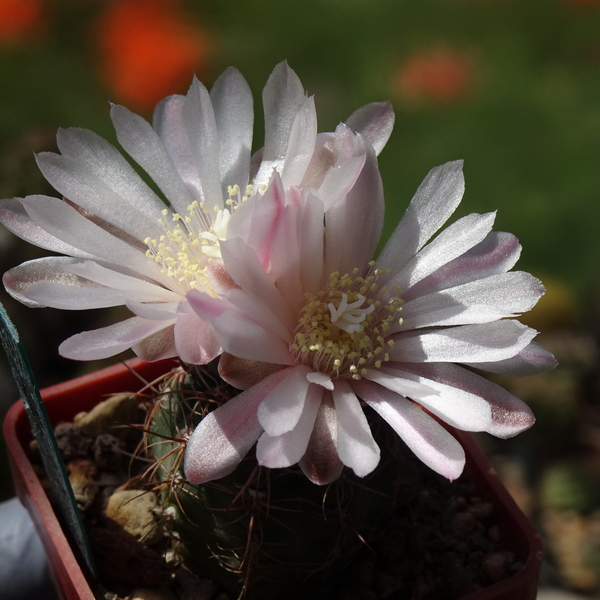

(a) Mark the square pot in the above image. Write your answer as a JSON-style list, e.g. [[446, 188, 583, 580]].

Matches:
[[3, 358, 542, 600]]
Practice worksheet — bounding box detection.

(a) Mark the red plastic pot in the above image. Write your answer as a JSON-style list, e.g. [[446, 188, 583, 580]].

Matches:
[[3, 358, 542, 600]]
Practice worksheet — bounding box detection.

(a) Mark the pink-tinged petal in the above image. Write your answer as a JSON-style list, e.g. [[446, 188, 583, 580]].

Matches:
[[325, 137, 384, 276], [254, 62, 307, 188], [300, 132, 335, 190], [225, 176, 284, 269], [110, 104, 194, 216], [257, 365, 312, 436], [376, 161, 465, 278], [281, 96, 317, 188], [397, 271, 545, 331], [256, 383, 323, 468], [218, 353, 286, 390], [353, 379, 465, 481], [153, 94, 203, 205], [219, 236, 294, 330], [402, 232, 522, 302], [213, 308, 296, 366], [132, 325, 178, 362], [210, 67, 253, 194], [332, 379, 380, 477], [464, 341, 557, 377], [59, 316, 177, 361], [64, 261, 180, 303], [388, 212, 497, 292], [186, 289, 229, 322], [225, 288, 292, 343], [21, 195, 159, 280], [0, 198, 96, 260], [386, 362, 536, 438], [269, 203, 304, 311], [125, 301, 179, 320], [344, 101, 395, 156], [299, 392, 344, 485], [389, 320, 537, 364], [173, 312, 221, 365], [298, 191, 325, 296], [206, 261, 238, 295], [184, 368, 291, 484], [317, 154, 366, 211], [182, 77, 223, 208], [3, 257, 123, 309]]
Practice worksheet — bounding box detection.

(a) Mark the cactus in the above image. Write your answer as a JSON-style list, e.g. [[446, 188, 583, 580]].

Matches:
[[144, 361, 402, 599]]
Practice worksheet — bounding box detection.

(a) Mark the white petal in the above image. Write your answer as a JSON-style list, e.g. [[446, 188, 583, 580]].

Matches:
[[254, 62, 307, 188], [298, 191, 325, 296], [401, 231, 522, 302], [281, 96, 317, 188], [59, 316, 177, 360], [258, 365, 312, 436], [317, 154, 366, 211], [21, 196, 159, 280], [389, 320, 537, 364], [110, 104, 194, 216], [210, 67, 254, 194], [332, 379, 380, 477], [344, 101, 395, 156], [184, 368, 291, 484], [376, 161, 465, 278], [388, 212, 497, 292], [353, 379, 465, 480], [0, 198, 96, 260], [132, 325, 177, 361], [398, 271, 545, 330], [362, 369, 439, 401], [182, 77, 224, 210]]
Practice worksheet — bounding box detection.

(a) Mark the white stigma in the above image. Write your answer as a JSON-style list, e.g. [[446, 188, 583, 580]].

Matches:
[[328, 293, 375, 334]]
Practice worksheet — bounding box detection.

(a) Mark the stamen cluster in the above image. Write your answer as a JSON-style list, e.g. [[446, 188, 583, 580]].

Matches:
[[291, 264, 403, 380], [144, 185, 255, 293]]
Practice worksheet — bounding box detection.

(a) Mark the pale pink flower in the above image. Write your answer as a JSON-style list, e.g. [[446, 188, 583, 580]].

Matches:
[[185, 150, 556, 485], [0, 63, 393, 363]]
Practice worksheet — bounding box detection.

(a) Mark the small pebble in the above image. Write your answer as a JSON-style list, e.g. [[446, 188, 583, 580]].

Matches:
[[74, 393, 139, 437], [93, 433, 124, 470], [106, 489, 163, 545], [55, 422, 93, 461]]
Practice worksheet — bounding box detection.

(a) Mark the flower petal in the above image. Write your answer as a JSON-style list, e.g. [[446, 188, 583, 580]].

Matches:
[[281, 96, 317, 188], [344, 101, 395, 156], [132, 325, 178, 362], [256, 383, 323, 468], [398, 271, 545, 330], [258, 365, 312, 436], [173, 312, 221, 365], [401, 231, 522, 302], [213, 309, 296, 365], [184, 368, 291, 484], [353, 379, 465, 480], [463, 341, 557, 377], [332, 379, 380, 477], [384, 362, 536, 438], [218, 353, 286, 390], [389, 320, 537, 364], [110, 104, 194, 216], [299, 392, 344, 485], [376, 161, 465, 277], [59, 316, 177, 360], [210, 66, 253, 194], [388, 211, 497, 292]]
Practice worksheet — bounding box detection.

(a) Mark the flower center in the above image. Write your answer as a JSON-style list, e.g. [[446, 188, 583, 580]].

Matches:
[[144, 185, 254, 294], [291, 264, 403, 380]]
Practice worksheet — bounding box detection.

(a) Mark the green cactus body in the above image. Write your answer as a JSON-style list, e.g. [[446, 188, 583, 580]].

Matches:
[[147, 363, 401, 599]]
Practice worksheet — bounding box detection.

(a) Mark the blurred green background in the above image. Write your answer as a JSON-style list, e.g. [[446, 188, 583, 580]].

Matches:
[[1, 0, 600, 593]]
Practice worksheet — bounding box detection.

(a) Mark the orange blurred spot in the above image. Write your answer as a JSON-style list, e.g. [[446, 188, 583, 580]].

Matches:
[[0, 0, 44, 44], [96, 0, 210, 112], [393, 48, 474, 105]]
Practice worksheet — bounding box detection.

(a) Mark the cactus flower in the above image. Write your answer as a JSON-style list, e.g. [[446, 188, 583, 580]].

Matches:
[[0, 63, 393, 364], [185, 156, 556, 486]]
